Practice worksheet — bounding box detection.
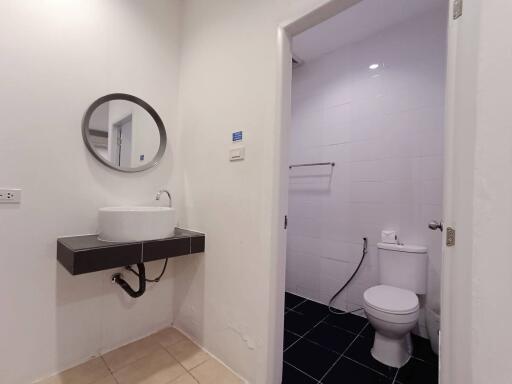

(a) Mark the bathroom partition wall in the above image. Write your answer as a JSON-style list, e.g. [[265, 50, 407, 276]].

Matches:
[[286, 6, 447, 336]]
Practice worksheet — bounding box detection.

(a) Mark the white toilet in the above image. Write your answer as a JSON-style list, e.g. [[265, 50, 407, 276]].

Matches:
[[363, 243, 428, 368]]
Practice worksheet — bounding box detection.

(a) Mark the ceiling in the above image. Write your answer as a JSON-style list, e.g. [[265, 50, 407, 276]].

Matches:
[[292, 0, 447, 62]]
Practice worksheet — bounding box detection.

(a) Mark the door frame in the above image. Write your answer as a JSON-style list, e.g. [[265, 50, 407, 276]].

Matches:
[[271, 1, 460, 382]]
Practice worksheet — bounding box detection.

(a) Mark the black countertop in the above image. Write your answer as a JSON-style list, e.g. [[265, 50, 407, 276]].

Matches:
[[57, 228, 205, 275], [58, 228, 204, 251]]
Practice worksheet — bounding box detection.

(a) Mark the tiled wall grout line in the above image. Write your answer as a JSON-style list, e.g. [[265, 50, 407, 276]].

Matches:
[[326, 321, 368, 338], [285, 308, 303, 315], [283, 361, 323, 384], [391, 367, 400, 384], [284, 295, 438, 384], [99, 337, 184, 380], [187, 356, 211, 373], [288, 298, 308, 311], [110, 372, 120, 384], [100, 355, 114, 374], [283, 313, 330, 353], [343, 355, 393, 378], [38, 328, 239, 384], [102, 344, 163, 374], [285, 329, 303, 338], [410, 355, 436, 366], [172, 348, 195, 377], [284, 298, 307, 316], [318, 323, 370, 383]]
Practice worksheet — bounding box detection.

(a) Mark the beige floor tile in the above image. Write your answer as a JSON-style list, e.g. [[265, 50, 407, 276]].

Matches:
[[93, 376, 117, 384], [102, 336, 160, 372], [150, 327, 187, 348], [113, 348, 186, 384], [190, 359, 243, 384], [35, 357, 111, 384], [165, 339, 211, 370], [170, 373, 199, 384]]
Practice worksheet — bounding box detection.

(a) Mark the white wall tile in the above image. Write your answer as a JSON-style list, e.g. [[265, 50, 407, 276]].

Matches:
[[349, 141, 387, 162], [287, 234, 323, 254], [349, 181, 385, 203], [325, 102, 352, 126], [321, 217, 351, 242], [320, 257, 355, 280], [419, 128, 444, 157], [287, 9, 445, 322], [287, 216, 323, 238], [349, 115, 386, 142], [379, 158, 418, 182], [420, 179, 443, 205], [321, 240, 367, 263], [349, 161, 384, 182], [420, 156, 444, 180], [319, 277, 348, 311], [382, 180, 415, 205]]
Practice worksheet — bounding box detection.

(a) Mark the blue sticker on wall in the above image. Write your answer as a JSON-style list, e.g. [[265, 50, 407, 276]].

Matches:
[[232, 131, 243, 142]]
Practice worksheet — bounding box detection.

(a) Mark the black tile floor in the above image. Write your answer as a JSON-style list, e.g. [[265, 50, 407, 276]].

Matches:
[[283, 292, 439, 384]]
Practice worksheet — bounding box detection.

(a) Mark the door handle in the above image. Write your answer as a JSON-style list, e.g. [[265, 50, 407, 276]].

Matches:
[[428, 221, 443, 232]]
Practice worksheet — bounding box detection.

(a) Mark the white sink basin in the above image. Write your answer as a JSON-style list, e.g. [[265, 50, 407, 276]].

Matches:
[[98, 206, 177, 242]]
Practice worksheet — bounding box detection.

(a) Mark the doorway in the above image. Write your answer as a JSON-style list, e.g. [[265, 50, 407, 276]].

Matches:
[[277, 1, 449, 383], [111, 114, 133, 167]]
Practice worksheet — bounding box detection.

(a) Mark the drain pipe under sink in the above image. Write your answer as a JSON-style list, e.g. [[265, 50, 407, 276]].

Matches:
[[112, 263, 146, 298]]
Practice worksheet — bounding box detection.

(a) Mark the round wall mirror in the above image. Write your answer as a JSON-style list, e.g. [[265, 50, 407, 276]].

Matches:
[[82, 93, 167, 172]]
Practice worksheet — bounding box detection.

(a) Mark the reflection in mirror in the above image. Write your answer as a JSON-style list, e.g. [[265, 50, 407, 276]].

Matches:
[[83, 94, 166, 172]]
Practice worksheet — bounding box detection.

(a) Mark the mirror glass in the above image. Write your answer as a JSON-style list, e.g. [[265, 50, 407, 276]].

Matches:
[[83, 94, 166, 172]]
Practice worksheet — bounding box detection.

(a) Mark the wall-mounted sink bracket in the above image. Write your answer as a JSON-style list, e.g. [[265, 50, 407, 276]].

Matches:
[[57, 228, 205, 297]]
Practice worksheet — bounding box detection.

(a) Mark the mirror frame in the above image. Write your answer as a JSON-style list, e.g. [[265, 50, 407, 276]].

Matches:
[[82, 93, 167, 173]]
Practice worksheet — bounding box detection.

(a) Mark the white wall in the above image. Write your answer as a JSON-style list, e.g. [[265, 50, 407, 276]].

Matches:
[[173, 3, 279, 383], [0, 1, 183, 383], [442, 0, 512, 383], [173, 1, 336, 383], [173, 0, 512, 382], [471, 0, 512, 379], [286, 7, 447, 336]]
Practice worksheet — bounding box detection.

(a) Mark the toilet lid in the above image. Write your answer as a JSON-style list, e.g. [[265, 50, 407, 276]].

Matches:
[[364, 285, 419, 315]]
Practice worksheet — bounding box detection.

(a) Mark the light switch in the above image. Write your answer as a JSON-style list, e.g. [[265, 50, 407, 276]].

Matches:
[[230, 147, 245, 161]]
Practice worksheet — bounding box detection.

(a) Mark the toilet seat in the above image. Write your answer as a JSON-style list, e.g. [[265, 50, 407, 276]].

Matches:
[[364, 285, 419, 315]]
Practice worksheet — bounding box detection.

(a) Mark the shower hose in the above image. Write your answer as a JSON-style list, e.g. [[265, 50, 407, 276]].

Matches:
[[328, 237, 368, 315]]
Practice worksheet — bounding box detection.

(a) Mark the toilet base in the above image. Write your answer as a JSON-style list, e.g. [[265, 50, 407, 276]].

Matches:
[[370, 331, 412, 368]]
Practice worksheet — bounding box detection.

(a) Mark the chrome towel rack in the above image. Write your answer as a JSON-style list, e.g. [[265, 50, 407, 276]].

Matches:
[[289, 162, 335, 170]]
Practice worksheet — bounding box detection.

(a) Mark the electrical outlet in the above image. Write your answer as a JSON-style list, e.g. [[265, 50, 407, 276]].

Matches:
[[0, 189, 21, 203]]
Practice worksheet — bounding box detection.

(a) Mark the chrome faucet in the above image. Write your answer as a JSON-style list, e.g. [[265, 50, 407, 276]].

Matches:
[[156, 189, 172, 207]]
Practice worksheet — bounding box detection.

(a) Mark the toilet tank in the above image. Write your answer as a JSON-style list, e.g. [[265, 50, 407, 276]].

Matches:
[[378, 243, 428, 294]]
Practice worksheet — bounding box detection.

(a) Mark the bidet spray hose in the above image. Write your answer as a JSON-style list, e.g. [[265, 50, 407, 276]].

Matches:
[[328, 237, 368, 315]]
